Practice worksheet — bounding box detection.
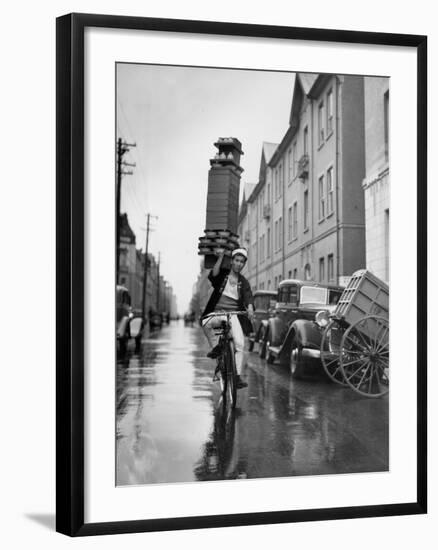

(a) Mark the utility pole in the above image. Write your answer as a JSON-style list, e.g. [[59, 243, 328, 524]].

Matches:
[[116, 137, 136, 282], [141, 213, 158, 320], [156, 252, 161, 312]]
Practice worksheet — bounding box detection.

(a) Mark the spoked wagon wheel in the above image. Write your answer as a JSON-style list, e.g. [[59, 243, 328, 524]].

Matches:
[[340, 315, 389, 398], [320, 319, 348, 385]]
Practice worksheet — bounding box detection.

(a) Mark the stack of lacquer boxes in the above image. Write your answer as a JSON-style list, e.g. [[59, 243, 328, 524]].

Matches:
[[198, 138, 244, 269]]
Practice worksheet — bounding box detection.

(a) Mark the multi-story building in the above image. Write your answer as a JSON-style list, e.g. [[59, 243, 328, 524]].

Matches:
[[119, 213, 177, 317], [238, 144, 277, 290], [118, 213, 137, 290], [238, 73, 367, 290], [362, 77, 390, 283]]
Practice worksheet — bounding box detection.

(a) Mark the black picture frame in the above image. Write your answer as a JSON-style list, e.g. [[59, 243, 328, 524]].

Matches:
[[56, 12, 427, 537]]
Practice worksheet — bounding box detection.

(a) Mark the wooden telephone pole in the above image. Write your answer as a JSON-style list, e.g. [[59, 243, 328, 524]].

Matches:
[[141, 213, 158, 319], [116, 137, 136, 282]]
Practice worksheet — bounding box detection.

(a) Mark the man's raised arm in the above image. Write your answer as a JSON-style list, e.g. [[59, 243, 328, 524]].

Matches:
[[211, 251, 225, 278]]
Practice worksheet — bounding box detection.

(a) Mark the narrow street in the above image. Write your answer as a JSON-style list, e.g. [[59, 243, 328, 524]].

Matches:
[[116, 320, 388, 486]]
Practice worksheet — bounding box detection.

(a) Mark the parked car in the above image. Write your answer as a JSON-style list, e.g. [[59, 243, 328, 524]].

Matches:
[[184, 311, 196, 326], [149, 310, 163, 330], [247, 290, 277, 351], [261, 280, 344, 378], [116, 285, 144, 353]]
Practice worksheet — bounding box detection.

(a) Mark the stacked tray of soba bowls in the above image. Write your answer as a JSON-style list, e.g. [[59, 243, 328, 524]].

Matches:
[[198, 137, 244, 269]]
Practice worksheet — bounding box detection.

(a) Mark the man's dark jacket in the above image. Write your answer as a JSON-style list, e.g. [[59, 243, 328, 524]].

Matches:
[[201, 268, 254, 335]]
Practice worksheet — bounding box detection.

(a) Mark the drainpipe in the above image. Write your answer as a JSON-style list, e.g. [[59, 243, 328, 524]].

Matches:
[[335, 77, 341, 284], [310, 97, 315, 280], [282, 161, 285, 279], [256, 198, 259, 289]]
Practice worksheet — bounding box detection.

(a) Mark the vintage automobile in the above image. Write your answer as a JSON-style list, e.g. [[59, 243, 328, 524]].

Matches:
[[247, 290, 277, 351], [261, 280, 344, 378], [117, 285, 144, 353]]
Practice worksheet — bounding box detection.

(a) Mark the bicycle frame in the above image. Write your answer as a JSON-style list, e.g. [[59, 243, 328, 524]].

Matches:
[[202, 311, 247, 408]]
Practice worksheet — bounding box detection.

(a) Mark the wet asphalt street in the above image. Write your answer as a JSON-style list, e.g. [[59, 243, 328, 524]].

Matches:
[[116, 320, 388, 486]]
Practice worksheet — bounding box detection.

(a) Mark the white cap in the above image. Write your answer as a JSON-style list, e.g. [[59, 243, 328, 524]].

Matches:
[[231, 248, 248, 260]]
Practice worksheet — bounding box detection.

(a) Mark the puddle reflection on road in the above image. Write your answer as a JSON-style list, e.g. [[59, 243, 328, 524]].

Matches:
[[116, 321, 388, 486]]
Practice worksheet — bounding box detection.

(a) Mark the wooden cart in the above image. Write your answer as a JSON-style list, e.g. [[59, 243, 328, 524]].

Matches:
[[320, 270, 389, 398]]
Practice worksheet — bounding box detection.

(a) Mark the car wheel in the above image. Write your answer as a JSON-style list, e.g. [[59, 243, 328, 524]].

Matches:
[[290, 336, 304, 379], [134, 336, 142, 353], [119, 336, 128, 355], [258, 328, 266, 359], [265, 333, 275, 364]]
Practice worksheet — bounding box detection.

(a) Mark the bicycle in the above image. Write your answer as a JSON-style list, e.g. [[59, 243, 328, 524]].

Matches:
[[202, 311, 248, 409]]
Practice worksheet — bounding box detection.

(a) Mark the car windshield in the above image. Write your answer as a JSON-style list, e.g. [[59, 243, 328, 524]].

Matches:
[[278, 285, 298, 305], [254, 295, 272, 311], [300, 286, 328, 304], [328, 289, 343, 305]]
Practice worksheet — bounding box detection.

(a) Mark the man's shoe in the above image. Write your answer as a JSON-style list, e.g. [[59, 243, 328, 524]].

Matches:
[[207, 344, 221, 359], [236, 375, 248, 389]]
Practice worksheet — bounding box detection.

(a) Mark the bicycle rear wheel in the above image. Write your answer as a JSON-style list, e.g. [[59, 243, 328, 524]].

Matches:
[[218, 355, 227, 396], [224, 340, 237, 408]]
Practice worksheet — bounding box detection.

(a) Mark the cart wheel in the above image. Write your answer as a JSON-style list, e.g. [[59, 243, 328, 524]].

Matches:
[[340, 315, 389, 398], [320, 320, 348, 385]]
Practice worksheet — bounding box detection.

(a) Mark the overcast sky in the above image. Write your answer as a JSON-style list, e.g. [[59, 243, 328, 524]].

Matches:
[[117, 63, 295, 313]]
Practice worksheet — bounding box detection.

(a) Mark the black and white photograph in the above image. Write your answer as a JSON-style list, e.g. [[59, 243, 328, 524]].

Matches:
[[115, 64, 390, 486]]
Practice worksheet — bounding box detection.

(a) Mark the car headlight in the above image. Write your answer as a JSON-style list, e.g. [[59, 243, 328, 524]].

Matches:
[[315, 310, 329, 328]]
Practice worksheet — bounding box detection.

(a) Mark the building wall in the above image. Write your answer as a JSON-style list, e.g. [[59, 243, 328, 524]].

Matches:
[[363, 77, 390, 283], [233, 73, 369, 295]]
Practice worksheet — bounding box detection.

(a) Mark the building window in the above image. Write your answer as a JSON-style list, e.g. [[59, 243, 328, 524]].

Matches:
[[319, 257, 325, 282], [328, 254, 334, 281], [304, 263, 312, 281], [267, 227, 271, 257], [279, 216, 283, 250], [274, 276, 277, 288], [293, 201, 298, 239], [327, 89, 333, 134], [304, 190, 309, 231], [268, 280, 271, 289], [267, 183, 271, 204], [293, 268, 298, 279], [318, 101, 325, 144], [288, 148, 292, 183], [288, 206, 292, 241], [274, 169, 278, 200], [384, 90, 389, 162], [318, 175, 325, 219], [279, 163, 283, 197], [327, 167, 334, 214], [303, 126, 308, 156], [292, 141, 297, 178]]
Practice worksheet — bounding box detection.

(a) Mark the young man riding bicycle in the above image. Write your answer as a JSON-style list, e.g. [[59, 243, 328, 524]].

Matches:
[[201, 248, 255, 389]]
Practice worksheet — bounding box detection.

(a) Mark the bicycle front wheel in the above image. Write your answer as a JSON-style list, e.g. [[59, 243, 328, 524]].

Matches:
[[224, 339, 237, 408]]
